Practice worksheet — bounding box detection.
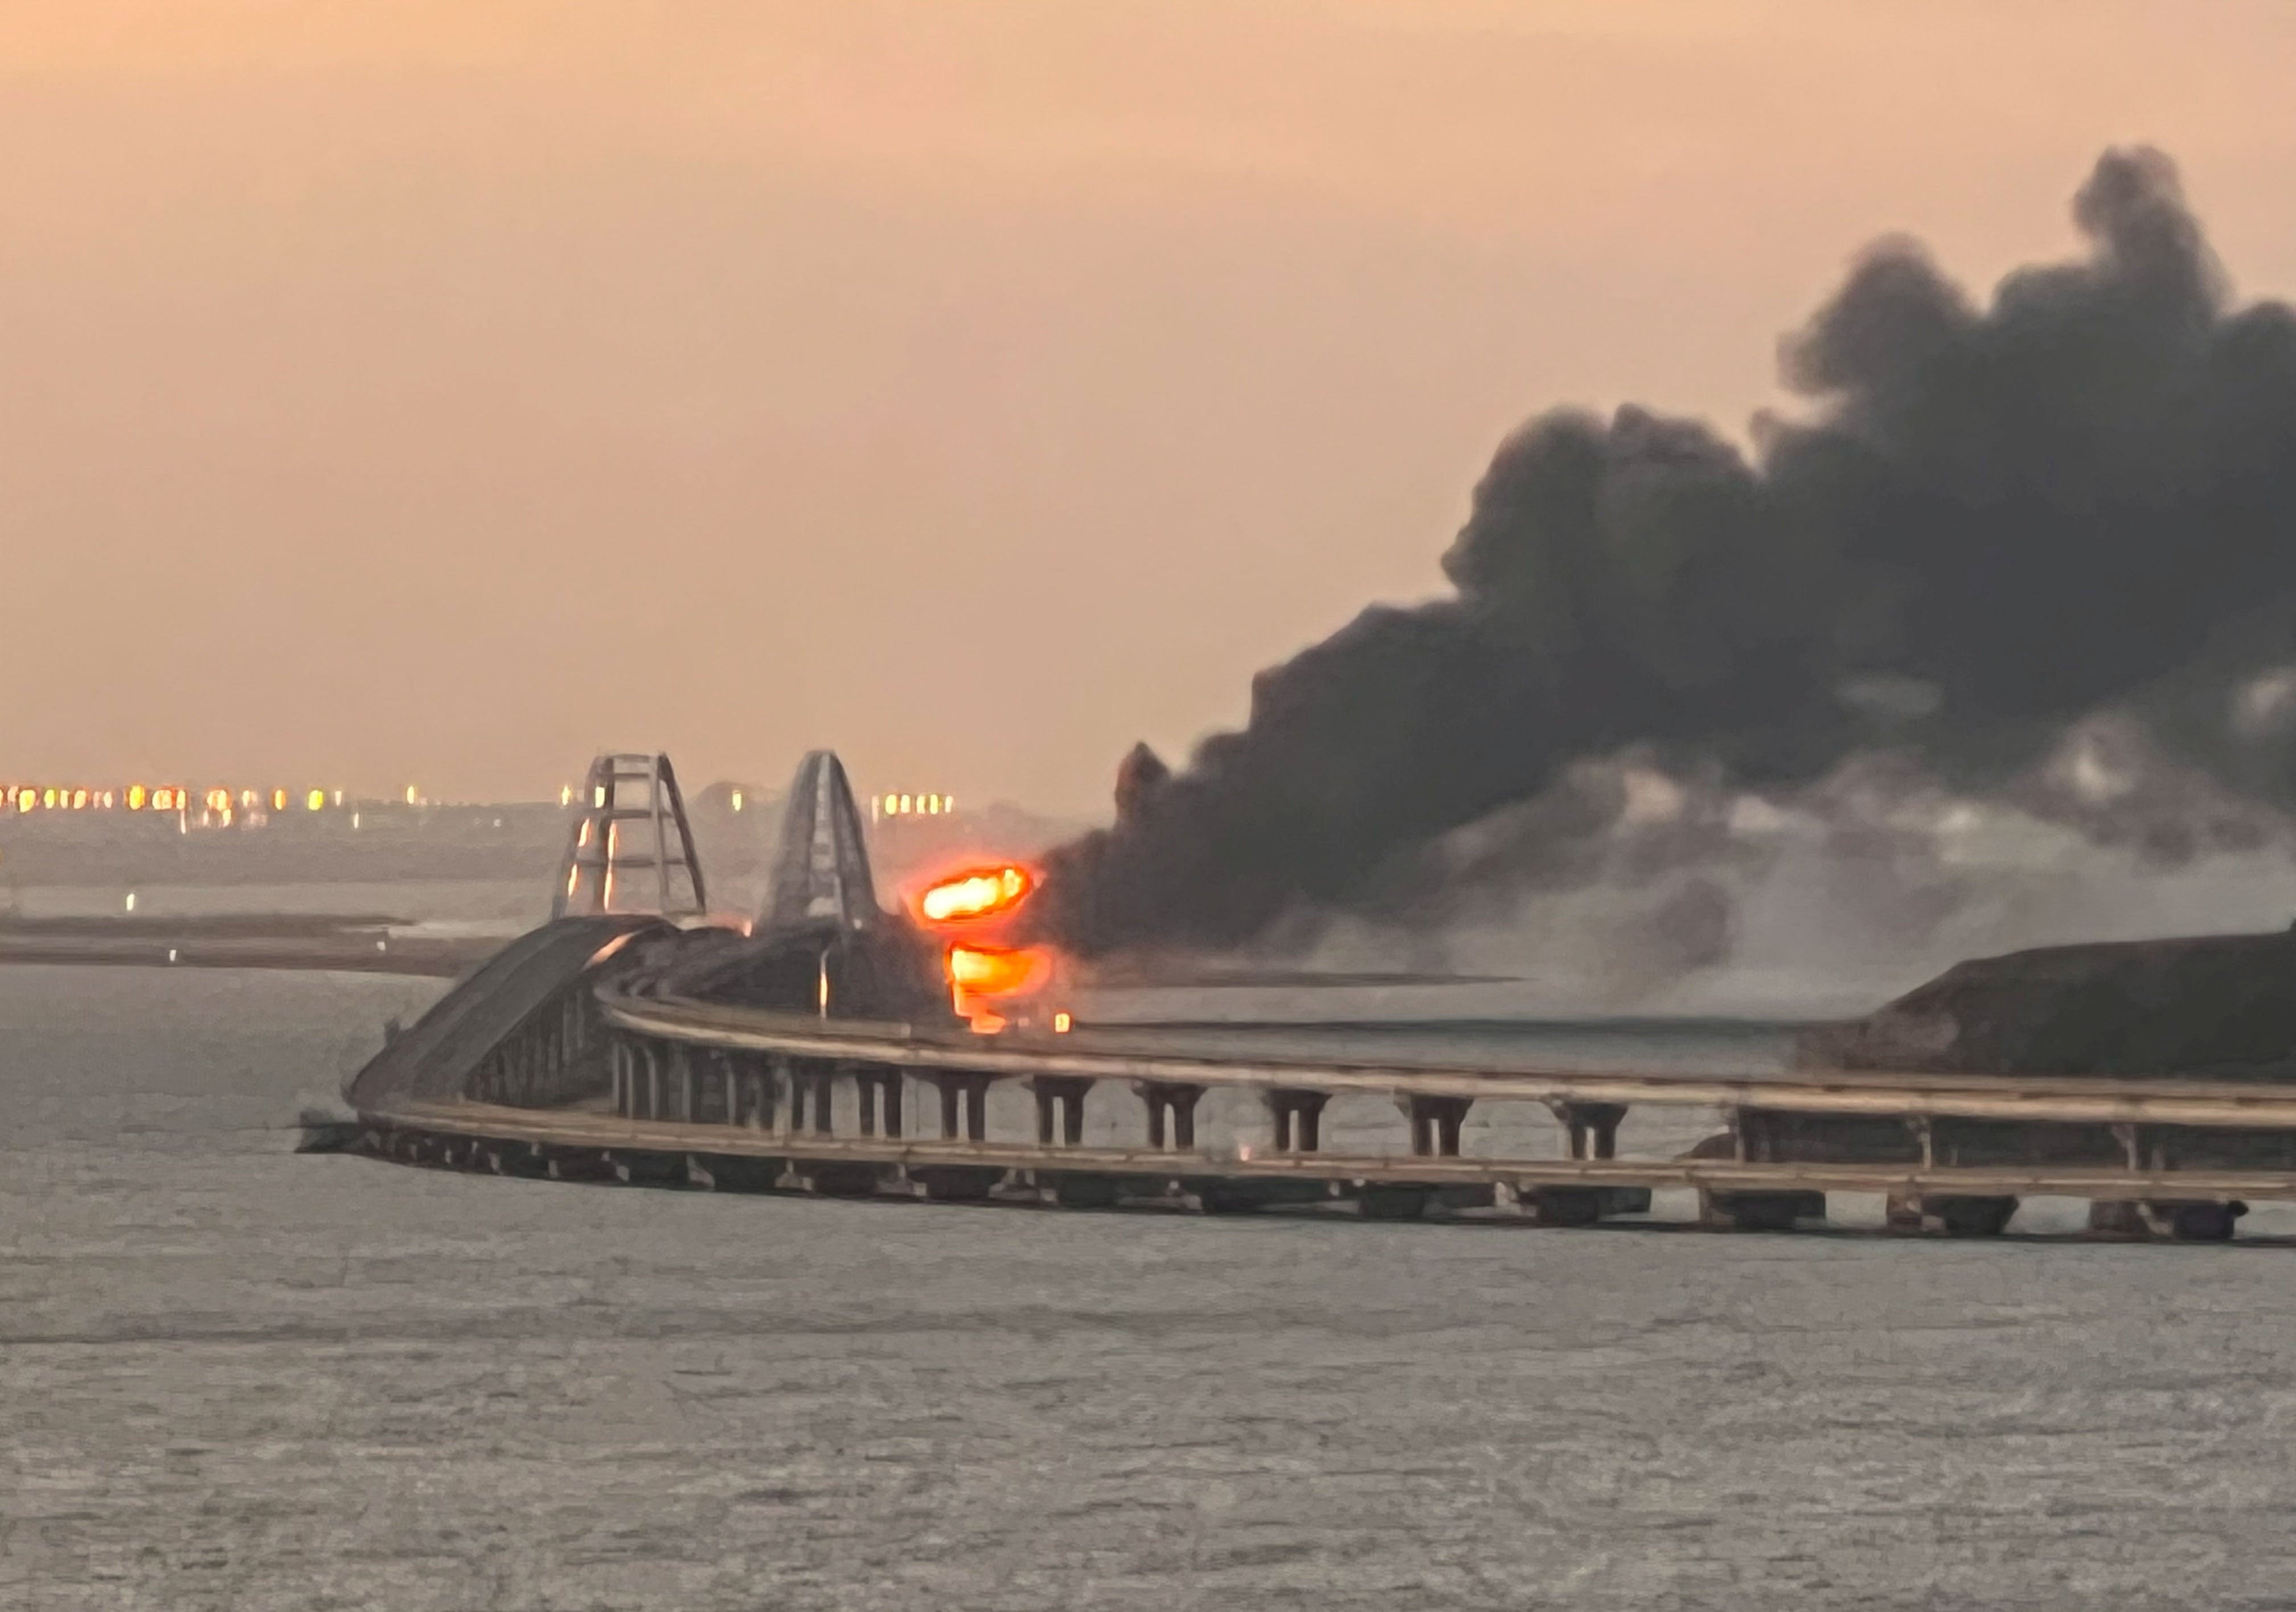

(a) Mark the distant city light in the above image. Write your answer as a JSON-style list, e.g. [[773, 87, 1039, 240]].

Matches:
[[731, 790, 744, 812], [874, 792, 958, 819], [0, 776, 548, 825], [559, 784, 573, 807]]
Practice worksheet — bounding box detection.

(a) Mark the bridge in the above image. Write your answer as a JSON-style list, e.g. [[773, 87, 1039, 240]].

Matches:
[[321, 749, 2296, 1243]]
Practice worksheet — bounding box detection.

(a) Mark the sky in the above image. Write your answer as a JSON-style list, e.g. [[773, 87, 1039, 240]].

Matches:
[[3, 1, 2294, 811]]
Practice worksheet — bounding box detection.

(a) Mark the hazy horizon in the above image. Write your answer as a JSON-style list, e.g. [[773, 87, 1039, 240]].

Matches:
[[7, 2, 2296, 814]]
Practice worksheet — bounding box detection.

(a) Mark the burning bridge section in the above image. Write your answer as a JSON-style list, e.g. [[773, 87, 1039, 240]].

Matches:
[[912, 862, 1068, 1033]]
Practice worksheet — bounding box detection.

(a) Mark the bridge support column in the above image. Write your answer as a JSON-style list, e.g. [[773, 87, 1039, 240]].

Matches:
[[1133, 1082, 1204, 1151], [854, 1067, 904, 1139], [619, 1040, 661, 1121], [723, 1053, 768, 1130], [1398, 1094, 1471, 1157], [711, 1053, 736, 1126], [1267, 1089, 1330, 1153], [785, 1061, 838, 1135], [1030, 1077, 1092, 1147], [747, 1054, 777, 1130], [695, 1050, 730, 1126], [1519, 1101, 1639, 1225], [764, 1055, 794, 1135], [924, 1072, 992, 1142], [1548, 1100, 1627, 1160]]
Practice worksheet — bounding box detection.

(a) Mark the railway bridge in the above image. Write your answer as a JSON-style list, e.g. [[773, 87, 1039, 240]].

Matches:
[[322, 750, 2296, 1243]]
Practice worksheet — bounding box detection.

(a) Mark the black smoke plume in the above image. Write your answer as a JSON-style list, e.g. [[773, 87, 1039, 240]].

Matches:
[[1039, 149, 2296, 957]]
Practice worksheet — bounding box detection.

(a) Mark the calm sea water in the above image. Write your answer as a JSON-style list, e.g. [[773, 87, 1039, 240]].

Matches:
[[8, 918, 2296, 1608]]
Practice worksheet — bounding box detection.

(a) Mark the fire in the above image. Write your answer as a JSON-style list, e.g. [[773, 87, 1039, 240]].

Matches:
[[913, 858, 1064, 1033], [917, 864, 1034, 923], [946, 944, 1050, 998]]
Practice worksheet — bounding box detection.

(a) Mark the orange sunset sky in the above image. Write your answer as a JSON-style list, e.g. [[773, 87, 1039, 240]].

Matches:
[[4, 2, 2294, 809]]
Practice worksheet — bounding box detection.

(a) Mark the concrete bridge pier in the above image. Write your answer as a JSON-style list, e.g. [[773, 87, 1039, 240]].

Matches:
[[674, 1044, 698, 1122], [611, 1147, 685, 1187], [686, 1049, 726, 1124], [691, 1151, 782, 1192], [1399, 1094, 1471, 1157], [1549, 1100, 1627, 1160], [2087, 1197, 2247, 1241], [541, 1145, 617, 1183], [2076, 1123, 2246, 1239], [1700, 1107, 1827, 1230], [1030, 1075, 1092, 1147], [852, 1066, 904, 1139], [1394, 1095, 1489, 1209], [922, 1071, 993, 1142], [610, 1037, 668, 1121], [757, 1054, 786, 1130], [1133, 1081, 1204, 1151], [1880, 1120, 2019, 1235], [1268, 1089, 1330, 1153], [723, 1052, 779, 1131], [609, 1040, 631, 1116], [1027, 1076, 1115, 1205], [905, 1069, 1006, 1202], [785, 1061, 839, 1136], [1527, 1100, 1646, 1225], [486, 1140, 550, 1179], [1888, 1192, 2020, 1236]]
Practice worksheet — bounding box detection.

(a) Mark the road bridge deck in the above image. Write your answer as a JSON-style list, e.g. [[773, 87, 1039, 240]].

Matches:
[[370, 1097, 2296, 1207]]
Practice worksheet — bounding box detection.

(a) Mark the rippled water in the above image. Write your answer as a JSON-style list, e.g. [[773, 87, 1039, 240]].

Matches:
[[8, 958, 2296, 1610]]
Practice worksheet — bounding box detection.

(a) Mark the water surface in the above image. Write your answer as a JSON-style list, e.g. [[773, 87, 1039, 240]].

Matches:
[[5, 962, 2293, 1610]]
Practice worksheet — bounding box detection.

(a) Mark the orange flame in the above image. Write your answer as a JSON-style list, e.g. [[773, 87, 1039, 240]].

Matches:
[[946, 944, 1050, 998], [917, 864, 1035, 924]]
